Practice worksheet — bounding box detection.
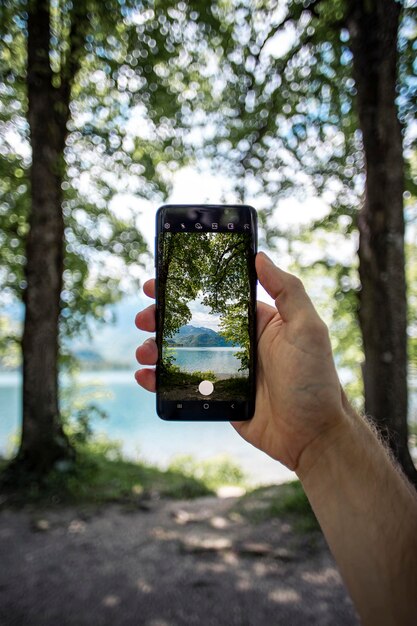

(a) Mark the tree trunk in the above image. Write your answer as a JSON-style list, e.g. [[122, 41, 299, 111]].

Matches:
[[157, 233, 175, 374], [16, 0, 74, 477], [348, 0, 417, 484]]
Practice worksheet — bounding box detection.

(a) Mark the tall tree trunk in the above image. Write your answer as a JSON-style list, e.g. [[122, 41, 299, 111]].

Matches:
[[17, 0, 74, 476], [348, 0, 417, 484], [156, 233, 175, 374]]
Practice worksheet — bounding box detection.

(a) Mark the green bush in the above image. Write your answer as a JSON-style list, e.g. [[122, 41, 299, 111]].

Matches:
[[168, 454, 246, 490], [235, 481, 320, 532]]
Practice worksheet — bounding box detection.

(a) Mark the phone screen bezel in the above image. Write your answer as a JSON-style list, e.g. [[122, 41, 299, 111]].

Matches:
[[155, 204, 257, 421]]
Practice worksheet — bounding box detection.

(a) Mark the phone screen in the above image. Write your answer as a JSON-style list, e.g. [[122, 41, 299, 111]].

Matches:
[[155, 205, 257, 421]]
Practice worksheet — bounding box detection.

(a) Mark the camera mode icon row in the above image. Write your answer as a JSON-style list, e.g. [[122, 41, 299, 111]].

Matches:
[[164, 222, 249, 230]]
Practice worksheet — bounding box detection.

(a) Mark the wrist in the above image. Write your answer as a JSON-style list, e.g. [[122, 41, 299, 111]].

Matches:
[[295, 409, 357, 486]]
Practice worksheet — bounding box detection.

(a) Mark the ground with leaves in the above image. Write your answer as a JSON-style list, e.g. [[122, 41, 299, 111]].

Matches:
[[0, 490, 358, 626]]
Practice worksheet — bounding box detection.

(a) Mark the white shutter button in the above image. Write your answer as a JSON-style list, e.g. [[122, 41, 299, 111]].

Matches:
[[199, 380, 214, 396]]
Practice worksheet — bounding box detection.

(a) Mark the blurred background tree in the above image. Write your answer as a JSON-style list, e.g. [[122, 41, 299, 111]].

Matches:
[[0, 0, 222, 480], [0, 0, 416, 487], [187, 0, 417, 483]]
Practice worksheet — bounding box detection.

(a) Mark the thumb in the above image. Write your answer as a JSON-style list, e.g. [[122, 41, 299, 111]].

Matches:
[[256, 252, 316, 322]]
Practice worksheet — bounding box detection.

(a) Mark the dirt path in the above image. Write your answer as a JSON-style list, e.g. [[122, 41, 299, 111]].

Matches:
[[0, 495, 359, 625]]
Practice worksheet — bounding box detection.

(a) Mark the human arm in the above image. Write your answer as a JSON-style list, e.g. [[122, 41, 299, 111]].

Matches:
[[135, 252, 417, 625], [297, 402, 417, 626], [236, 254, 417, 625]]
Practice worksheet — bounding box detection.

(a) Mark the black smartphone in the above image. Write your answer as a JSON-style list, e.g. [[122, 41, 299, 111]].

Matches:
[[155, 204, 257, 421]]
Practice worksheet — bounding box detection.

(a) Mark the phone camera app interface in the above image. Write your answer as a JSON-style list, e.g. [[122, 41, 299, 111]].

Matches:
[[158, 210, 254, 405]]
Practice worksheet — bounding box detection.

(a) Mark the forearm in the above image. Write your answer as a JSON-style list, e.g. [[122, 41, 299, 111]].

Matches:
[[297, 409, 417, 626]]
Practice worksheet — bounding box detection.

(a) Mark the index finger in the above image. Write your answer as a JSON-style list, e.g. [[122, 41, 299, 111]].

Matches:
[[144, 279, 155, 299]]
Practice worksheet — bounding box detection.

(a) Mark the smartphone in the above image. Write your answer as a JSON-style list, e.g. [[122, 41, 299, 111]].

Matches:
[[155, 204, 257, 421]]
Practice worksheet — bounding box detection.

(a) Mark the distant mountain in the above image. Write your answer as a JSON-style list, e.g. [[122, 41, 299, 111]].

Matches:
[[73, 349, 104, 363], [71, 349, 131, 371], [167, 325, 235, 348], [67, 296, 149, 369], [1, 295, 151, 372], [0, 301, 236, 373]]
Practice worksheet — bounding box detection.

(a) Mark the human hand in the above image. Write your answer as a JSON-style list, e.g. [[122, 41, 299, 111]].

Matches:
[[135, 252, 349, 472]]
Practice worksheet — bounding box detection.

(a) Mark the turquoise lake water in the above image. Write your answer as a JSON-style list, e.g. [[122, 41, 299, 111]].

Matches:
[[166, 347, 246, 375], [0, 369, 293, 485], [2, 366, 416, 484]]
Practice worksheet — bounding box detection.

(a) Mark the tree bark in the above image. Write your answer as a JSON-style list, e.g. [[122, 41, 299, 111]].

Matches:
[[157, 233, 175, 375], [16, 0, 74, 476], [348, 0, 417, 484]]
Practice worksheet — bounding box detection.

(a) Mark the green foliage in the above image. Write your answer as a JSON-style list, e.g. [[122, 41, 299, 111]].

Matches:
[[161, 365, 217, 385], [159, 231, 208, 343], [219, 304, 250, 370], [190, 0, 415, 209], [236, 480, 319, 533], [159, 365, 249, 400], [0, 316, 20, 368], [406, 150, 417, 372], [201, 233, 252, 368], [168, 454, 246, 490], [407, 240, 417, 448], [0, 437, 214, 505], [407, 246, 417, 370], [405, 156, 417, 441], [0, 0, 227, 343], [190, 0, 360, 211], [68, 439, 215, 503], [160, 232, 252, 371], [60, 377, 110, 446], [184, 0, 417, 401], [297, 257, 364, 407], [1, 369, 247, 503]]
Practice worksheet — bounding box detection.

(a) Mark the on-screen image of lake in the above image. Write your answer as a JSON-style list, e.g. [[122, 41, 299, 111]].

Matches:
[[160, 329, 249, 401], [158, 233, 254, 401]]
